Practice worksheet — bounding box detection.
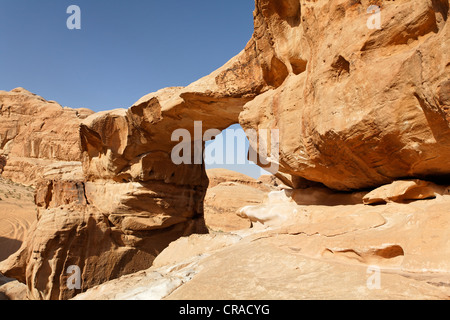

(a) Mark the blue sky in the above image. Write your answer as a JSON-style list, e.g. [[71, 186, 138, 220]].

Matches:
[[0, 0, 268, 178], [205, 124, 271, 179], [0, 0, 254, 110]]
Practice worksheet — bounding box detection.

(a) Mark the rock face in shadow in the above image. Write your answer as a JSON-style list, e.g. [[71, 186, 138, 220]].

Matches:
[[0, 238, 22, 263]]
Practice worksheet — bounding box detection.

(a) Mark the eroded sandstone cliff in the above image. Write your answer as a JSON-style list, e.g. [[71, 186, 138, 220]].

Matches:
[[240, 0, 450, 190], [0, 88, 93, 185]]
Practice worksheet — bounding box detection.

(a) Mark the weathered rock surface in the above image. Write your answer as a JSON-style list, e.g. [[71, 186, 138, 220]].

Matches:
[[0, 88, 94, 185], [240, 0, 450, 190], [363, 179, 447, 205], [73, 189, 450, 300], [42, 23, 285, 300], [207, 168, 277, 191], [72, 233, 242, 301], [0, 177, 36, 263], [0, 174, 209, 300], [0, 178, 35, 301], [204, 169, 281, 232], [3, 0, 450, 300]]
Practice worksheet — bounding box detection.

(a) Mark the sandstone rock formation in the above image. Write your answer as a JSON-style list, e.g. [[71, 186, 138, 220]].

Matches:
[[0, 88, 94, 185], [204, 169, 280, 232], [1, 174, 211, 300], [363, 179, 447, 205], [0, 274, 27, 300], [72, 233, 243, 300], [73, 190, 450, 300], [0, 177, 36, 262], [75, 0, 450, 193], [207, 168, 277, 190], [240, 0, 450, 190], [2, 0, 450, 300]]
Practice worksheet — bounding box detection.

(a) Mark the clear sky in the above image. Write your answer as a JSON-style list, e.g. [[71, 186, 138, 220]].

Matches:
[[205, 124, 271, 179], [0, 0, 255, 110], [0, 0, 268, 178]]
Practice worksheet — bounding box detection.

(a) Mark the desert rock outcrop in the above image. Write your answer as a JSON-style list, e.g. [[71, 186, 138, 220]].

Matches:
[[73, 189, 450, 300], [1, 174, 209, 300], [1, 0, 450, 300], [0, 177, 36, 262], [0, 88, 94, 185], [240, 0, 450, 190]]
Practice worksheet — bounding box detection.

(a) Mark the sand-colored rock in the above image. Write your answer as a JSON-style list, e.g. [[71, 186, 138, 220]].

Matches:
[[204, 183, 263, 232], [0, 177, 36, 262], [363, 179, 447, 205], [3, 0, 450, 300], [0, 274, 27, 300], [238, 187, 367, 228], [73, 189, 450, 300], [207, 168, 275, 190], [237, 187, 450, 275], [52, 31, 282, 300], [257, 174, 285, 189], [204, 169, 281, 232], [240, 0, 450, 191], [72, 233, 241, 300], [0, 88, 94, 185], [165, 237, 449, 300], [1, 175, 208, 300], [152, 233, 242, 269], [0, 177, 35, 300]]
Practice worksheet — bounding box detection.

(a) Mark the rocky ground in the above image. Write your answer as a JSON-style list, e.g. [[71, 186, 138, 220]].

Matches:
[[73, 181, 450, 300]]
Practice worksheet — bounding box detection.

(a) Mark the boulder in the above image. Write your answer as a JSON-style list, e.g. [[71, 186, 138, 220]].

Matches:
[[363, 179, 446, 205], [0, 274, 27, 300]]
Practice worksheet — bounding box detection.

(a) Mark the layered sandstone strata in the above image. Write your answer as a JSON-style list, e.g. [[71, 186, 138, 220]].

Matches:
[[2, 178, 206, 300], [0, 88, 93, 185]]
